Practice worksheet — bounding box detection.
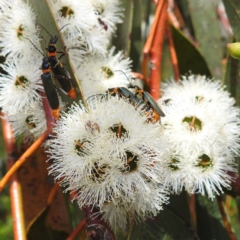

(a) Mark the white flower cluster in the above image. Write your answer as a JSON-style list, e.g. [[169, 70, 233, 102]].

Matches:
[[0, 0, 130, 140], [1, 0, 239, 232], [0, 0, 165, 230], [49, 0, 131, 97], [0, 0, 46, 141], [159, 75, 240, 199], [48, 96, 169, 230]]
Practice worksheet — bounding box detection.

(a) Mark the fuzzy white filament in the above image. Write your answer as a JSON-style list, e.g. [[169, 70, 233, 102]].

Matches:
[[76, 47, 132, 98], [0, 59, 43, 115], [47, 96, 169, 228], [159, 75, 240, 198]]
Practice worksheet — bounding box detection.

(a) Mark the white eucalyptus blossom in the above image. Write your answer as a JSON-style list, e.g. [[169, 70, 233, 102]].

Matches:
[[160, 75, 240, 156], [159, 75, 240, 198], [0, 59, 43, 114], [0, 0, 40, 59], [6, 101, 47, 142], [49, 0, 117, 55], [48, 96, 169, 211], [160, 100, 225, 154], [90, 0, 123, 36], [161, 75, 234, 109], [101, 184, 168, 230], [76, 47, 132, 98], [163, 147, 235, 199]]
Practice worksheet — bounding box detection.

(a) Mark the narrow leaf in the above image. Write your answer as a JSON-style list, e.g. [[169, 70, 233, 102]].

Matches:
[[222, 0, 240, 41], [187, 0, 223, 78], [171, 25, 211, 77]]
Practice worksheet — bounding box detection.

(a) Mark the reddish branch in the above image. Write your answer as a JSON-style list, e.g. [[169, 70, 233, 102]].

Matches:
[[165, 22, 180, 81], [149, 0, 168, 99], [66, 219, 86, 240], [82, 206, 115, 240], [0, 91, 55, 191], [0, 130, 50, 191], [143, 0, 165, 55], [39, 90, 56, 131], [189, 194, 197, 230], [216, 195, 237, 240], [47, 183, 59, 205], [142, 0, 165, 80], [131, 72, 150, 85], [1, 115, 27, 240]]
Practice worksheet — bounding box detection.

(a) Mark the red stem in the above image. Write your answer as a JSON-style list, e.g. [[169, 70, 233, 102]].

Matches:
[[0, 130, 50, 191], [66, 219, 86, 240], [150, 0, 168, 99], [142, 0, 165, 80], [216, 195, 237, 240], [165, 22, 180, 81], [189, 194, 197, 230], [1, 115, 27, 240], [131, 72, 150, 85], [39, 90, 55, 131]]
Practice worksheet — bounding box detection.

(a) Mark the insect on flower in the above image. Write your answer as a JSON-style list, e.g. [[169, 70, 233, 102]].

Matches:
[[40, 24, 77, 99], [128, 83, 165, 122], [27, 24, 78, 120], [101, 72, 165, 123], [40, 56, 61, 120]]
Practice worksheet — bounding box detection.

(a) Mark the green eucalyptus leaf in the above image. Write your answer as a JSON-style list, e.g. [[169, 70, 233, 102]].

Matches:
[[128, 206, 199, 240], [161, 41, 174, 82], [27, 207, 69, 240], [224, 52, 240, 105], [187, 0, 223, 78], [171, 25, 211, 77], [196, 195, 230, 240], [222, 0, 240, 41], [113, 0, 133, 55], [129, 0, 143, 72]]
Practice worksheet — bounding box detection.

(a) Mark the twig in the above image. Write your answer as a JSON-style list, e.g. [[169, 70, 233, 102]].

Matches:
[[66, 219, 86, 240], [1, 115, 27, 240], [216, 195, 237, 240], [131, 72, 150, 85], [82, 206, 115, 240], [142, 0, 165, 79], [39, 90, 56, 131], [0, 130, 50, 191], [149, 0, 168, 99], [189, 194, 197, 230], [47, 183, 59, 205], [165, 22, 180, 81]]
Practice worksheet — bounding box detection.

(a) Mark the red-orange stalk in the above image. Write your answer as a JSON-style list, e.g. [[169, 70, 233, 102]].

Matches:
[[0, 130, 50, 191], [216, 195, 237, 240], [189, 194, 197, 230], [165, 22, 180, 81], [66, 219, 86, 240], [149, 0, 168, 99], [1, 115, 27, 240], [142, 0, 165, 79]]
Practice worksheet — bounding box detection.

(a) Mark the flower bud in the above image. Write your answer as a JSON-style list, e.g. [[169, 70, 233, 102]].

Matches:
[[227, 42, 240, 59]]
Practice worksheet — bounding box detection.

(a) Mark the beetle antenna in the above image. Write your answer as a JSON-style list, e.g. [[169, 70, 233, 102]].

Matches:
[[57, 23, 70, 34], [38, 23, 71, 41], [26, 38, 44, 57], [38, 23, 52, 37], [114, 70, 134, 87], [40, 36, 47, 50]]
